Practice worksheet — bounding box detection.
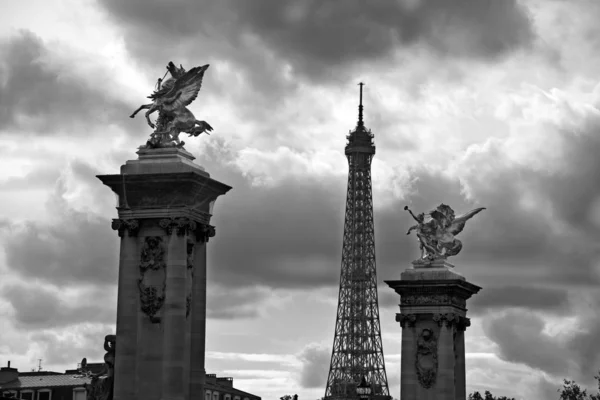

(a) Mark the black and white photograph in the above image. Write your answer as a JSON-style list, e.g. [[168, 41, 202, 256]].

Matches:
[[0, 1, 599, 399]]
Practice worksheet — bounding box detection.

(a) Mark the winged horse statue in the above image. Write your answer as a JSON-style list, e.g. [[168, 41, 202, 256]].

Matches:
[[405, 203, 485, 264], [130, 61, 213, 148]]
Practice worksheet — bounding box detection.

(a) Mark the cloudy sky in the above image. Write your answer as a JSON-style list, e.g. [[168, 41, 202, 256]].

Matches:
[[1, 0, 600, 399]]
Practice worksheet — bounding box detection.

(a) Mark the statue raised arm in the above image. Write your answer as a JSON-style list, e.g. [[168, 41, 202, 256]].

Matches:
[[404, 204, 485, 265]]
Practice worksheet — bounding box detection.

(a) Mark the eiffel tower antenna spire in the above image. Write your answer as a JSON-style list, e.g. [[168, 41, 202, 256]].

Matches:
[[358, 82, 365, 127]]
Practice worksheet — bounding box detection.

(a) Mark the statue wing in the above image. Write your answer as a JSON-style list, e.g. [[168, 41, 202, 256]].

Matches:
[[448, 207, 485, 236], [161, 64, 209, 111]]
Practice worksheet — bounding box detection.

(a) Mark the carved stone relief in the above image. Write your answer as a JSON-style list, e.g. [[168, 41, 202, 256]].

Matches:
[[138, 236, 166, 323], [416, 328, 438, 389], [401, 294, 466, 308]]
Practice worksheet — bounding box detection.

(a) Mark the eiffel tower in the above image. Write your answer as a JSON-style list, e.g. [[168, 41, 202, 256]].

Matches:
[[324, 83, 390, 400]]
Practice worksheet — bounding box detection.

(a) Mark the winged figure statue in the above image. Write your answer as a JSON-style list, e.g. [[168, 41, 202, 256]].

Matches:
[[405, 203, 485, 264], [130, 61, 213, 149]]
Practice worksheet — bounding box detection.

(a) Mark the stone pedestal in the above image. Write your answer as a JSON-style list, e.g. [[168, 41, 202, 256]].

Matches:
[[385, 260, 481, 400], [97, 147, 231, 400]]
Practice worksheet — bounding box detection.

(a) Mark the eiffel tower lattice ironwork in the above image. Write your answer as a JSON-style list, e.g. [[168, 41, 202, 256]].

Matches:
[[324, 83, 390, 400]]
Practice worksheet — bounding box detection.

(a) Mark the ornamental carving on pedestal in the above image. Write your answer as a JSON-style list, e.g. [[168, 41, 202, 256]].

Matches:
[[416, 328, 438, 389], [402, 294, 450, 305], [433, 313, 461, 328], [195, 223, 216, 243], [186, 242, 195, 319], [457, 316, 471, 331], [138, 283, 165, 324], [140, 236, 166, 272], [111, 219, 139, 237], [138, 236, 167, 323], [401, 293, 466, 308], [187, 242, 195, 271], [159, 217, 197, 236], [396, 313, 417, 328]]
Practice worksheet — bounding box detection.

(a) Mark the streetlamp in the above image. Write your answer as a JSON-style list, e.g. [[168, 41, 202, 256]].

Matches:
[[356, 376, 371, 400]]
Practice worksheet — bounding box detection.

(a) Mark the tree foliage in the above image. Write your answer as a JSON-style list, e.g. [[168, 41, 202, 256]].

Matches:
[[558, 372, 600, 400], [469, 371, 600, 400], [468, 390, 514, 400]]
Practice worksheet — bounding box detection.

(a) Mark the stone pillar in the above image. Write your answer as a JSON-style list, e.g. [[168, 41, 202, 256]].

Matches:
[[190, 232, 209, 399], [397, 314, 417, 400], [385, 260, 480, 400], [112, 219, 139, 400], [454, 318, 469, 400], [434, 313, 457, 399], [98, 147, 231, 400], [161, 220, 192, 400]]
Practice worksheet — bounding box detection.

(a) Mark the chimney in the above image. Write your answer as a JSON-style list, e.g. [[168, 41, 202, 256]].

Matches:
[[0, 361, 18, 384], [216, 377, 233, 388]]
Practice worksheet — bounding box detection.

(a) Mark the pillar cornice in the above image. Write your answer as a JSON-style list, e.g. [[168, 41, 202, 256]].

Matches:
[[112, 218, 140, 237], [159, 217, 197, 236], [396, 313, 417, 328]]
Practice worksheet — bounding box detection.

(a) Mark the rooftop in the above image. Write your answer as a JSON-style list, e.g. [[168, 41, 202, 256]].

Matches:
[[0, 374, 90, 390]]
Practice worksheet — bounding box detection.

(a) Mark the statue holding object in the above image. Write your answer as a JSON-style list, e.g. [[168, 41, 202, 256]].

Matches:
[[130, 61, 213, 149], [84, 335, 115, 400], [404, 203, 485, 265]]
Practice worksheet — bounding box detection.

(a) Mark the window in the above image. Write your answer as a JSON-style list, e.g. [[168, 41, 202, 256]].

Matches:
[[213, 392, 219, 400], [224, 395, 231, 400], [233, 397, 240, 400], [73, 388, 87, 400], [205, 391, 211, 400], [37, 389, 51, 400], [20, 391, 34, 400], [3, 391, 17, 398]]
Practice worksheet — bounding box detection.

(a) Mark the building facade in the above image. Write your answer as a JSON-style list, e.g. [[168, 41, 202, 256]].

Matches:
[[204, 374, 260, 400], [1, 362, 260, 400], [0, 362, 90, 400]]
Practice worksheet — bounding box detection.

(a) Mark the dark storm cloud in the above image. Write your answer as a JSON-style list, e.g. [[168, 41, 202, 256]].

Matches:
[[3, 213, 117, 286], [454, 128, 600, 288], [483, 311, 570, 375], [297, 343, 330, 389], [98, 0, 534, 84], [0, 30, 139, 135], [565, 306, 600, 383], [537, 119, 600, 235], [468, 286, 571, 315], [0, 283, 115, 329], [484, 304, 600, 388], [207, 141, 347, 290], [2, 164, 119, 286], [207, 286, 272, 320]]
